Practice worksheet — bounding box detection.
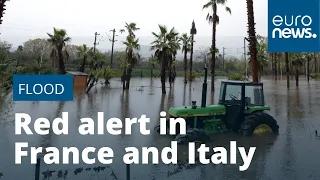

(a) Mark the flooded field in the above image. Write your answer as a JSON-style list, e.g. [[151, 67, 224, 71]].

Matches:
[[0, 76, 320, 180]]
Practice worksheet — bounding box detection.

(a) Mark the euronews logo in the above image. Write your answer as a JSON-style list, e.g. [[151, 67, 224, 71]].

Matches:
[[271, 15, 318, 39]]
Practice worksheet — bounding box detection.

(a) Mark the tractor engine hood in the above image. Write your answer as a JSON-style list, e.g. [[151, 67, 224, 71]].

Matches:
[[168, 105, 226, 117]]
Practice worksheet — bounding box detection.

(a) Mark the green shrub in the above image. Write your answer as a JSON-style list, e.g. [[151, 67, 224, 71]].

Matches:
[[228, 73, 246, 81], [310, 73, 320, 79], [102, 66, 112, 82]]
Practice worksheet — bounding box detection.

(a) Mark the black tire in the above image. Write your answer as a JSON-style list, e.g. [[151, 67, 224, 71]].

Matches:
[[239, 111, 279, 136], [174, 128, 210, 145]]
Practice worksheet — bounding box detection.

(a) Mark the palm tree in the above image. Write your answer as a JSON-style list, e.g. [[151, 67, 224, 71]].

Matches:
[[180, 33, 191, 83], [123, 35, 140, 89], [167, 28, 181, 85], [248, 36, 268, 80], [246, 0, 259, 82], [120, 22, 140, 38], [76, 44, 93, 72], [306, 53, 312, 82], [203, 0, 231, 91], [148, 54, 157, 78], [93, 52, 107, 69], [151, 25, 180, 94], [47, 28, 71, 74]]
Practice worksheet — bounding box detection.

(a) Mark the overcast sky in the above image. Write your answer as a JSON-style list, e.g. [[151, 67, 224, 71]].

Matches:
[[0, 0, 267, 53]]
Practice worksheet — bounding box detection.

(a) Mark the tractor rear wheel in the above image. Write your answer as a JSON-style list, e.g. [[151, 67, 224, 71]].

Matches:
[[239, 112, 279, 136], [174, 128, 210, 145]]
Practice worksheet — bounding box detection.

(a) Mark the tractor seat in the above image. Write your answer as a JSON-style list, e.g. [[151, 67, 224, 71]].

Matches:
[[223, 104, 242, 130]]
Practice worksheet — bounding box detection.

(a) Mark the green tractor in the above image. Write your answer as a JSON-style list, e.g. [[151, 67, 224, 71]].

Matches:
[[155, 67, 279, 144]]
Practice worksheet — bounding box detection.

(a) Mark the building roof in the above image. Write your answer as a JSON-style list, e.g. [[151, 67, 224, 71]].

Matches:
[[67, 71, 88, 76]]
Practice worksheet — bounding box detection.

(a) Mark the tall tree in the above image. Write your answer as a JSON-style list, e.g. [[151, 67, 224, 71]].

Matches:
[[121, 22, 140, 90], [246, 0, 258, 82], [203, 0, 231, 91], [120, 22, 140, 38], [167, 30, 181, 85], [23, 38, 51, 62], [76, 44, 93, 72], [123, 36, 140, 89], [151, 25, 180, 94], [180, 33, 191, 83], [285, 52, 289, 89], [47, 28, 71, 74]]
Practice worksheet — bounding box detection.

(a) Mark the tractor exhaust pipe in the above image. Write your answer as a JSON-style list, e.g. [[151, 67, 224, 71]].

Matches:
[[201, 65, 208, 107]]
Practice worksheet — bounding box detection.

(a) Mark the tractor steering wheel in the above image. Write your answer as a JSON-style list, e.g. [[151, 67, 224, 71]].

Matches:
[[229, 94, 237, 100]]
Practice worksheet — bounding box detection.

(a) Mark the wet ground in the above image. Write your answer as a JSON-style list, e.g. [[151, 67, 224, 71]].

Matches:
[[0, 76, 320, 180]]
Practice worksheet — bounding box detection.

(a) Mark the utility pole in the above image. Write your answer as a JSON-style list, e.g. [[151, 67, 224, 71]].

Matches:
[[93, 32, 100, 55], [189, 20, 197, 81], [109, 29, 117, 68], [92, 32, 100, 69]]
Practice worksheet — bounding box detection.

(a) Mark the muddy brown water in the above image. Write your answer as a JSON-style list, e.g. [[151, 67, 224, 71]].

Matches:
[[0, 76, 320, 180]]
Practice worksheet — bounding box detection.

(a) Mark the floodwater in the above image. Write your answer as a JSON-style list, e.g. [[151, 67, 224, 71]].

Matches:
[[0, 76, 320, 180]]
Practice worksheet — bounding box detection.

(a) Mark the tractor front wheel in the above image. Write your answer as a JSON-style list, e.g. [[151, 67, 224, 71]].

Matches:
[[239, 112, 279, 136], [174, 128, 210, 145]]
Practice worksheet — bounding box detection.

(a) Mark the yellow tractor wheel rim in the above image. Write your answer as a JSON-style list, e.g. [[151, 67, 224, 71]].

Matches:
[[253, 124, 273, 135]]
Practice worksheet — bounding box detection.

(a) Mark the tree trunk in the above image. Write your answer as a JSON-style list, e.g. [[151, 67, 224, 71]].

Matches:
[[122, 69, 126, 90], [285, 52, 290, 89], [211, 3, 217, 91], [277, 54, 281, 77], [295, 68, 299, 86], [151, 68, 153, 78], [314, 53, 317, 73], [184, 50, 187, 83], [189, 35, 194, 81], [160, 52, 166, 94], [169, 65, 172, 87], [271, 53, 275, 79], [161, 65, 166, 93], [307, 55, 310, 82], [274, 53, 277, 80], [57, 46, 66, 74], [173, 64, 176, 82], [246, 0, 258, 83]]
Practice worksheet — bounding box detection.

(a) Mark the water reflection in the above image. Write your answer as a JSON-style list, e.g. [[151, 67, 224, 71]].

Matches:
[[182, 84, 186, 106], [188, 82, 192, 105], [280, 90, 297, 180], [40, 102, 65, 153]]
